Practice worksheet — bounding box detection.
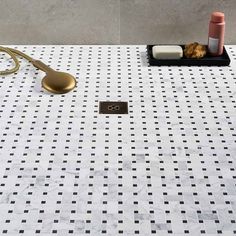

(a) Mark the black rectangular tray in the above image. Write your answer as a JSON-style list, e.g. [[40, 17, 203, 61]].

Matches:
[[147, 45, 231, 66]]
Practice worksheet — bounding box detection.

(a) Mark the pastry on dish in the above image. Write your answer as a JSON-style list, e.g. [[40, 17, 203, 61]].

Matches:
[[184, 42, 207, 59]]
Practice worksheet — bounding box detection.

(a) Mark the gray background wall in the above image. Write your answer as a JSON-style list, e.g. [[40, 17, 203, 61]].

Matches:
[[0, 0, 235, 45]]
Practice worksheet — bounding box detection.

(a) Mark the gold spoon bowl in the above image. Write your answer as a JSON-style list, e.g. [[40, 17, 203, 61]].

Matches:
[[42, 71, 76, 94]]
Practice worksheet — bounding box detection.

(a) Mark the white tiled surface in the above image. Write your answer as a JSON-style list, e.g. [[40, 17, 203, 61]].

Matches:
[[0, 45, 236, 235]]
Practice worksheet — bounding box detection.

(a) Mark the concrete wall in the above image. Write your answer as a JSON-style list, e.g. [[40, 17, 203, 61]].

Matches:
[[0, 0, 235, 45]]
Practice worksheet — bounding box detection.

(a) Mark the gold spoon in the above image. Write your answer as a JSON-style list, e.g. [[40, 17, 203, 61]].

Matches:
[[0, 46, 76, 94], [32, 60, 76, 94]]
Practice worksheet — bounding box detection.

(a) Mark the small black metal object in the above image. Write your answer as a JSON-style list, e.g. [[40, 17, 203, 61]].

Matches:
[[99, 101, 128, 114], [147, 45, 231, 66]]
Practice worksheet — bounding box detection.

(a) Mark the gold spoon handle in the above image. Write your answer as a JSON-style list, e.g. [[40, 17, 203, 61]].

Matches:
[[1, 47, 54, 74], [0, 47, 21, 75], [32, 60, 54, 73]]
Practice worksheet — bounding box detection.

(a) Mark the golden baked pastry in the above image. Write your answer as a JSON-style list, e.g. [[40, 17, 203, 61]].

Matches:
[[184, 42, 207, 59]]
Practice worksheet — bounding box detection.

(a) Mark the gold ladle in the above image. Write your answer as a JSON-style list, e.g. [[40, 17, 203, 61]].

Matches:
[[0, 46, 76, 94]]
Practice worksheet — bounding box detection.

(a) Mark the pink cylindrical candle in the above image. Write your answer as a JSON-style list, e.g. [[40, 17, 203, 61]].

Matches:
[[208, 12, 225, 56]]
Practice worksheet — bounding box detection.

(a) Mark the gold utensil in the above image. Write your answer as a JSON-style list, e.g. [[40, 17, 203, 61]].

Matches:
[[0, 46, 76, 94]]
